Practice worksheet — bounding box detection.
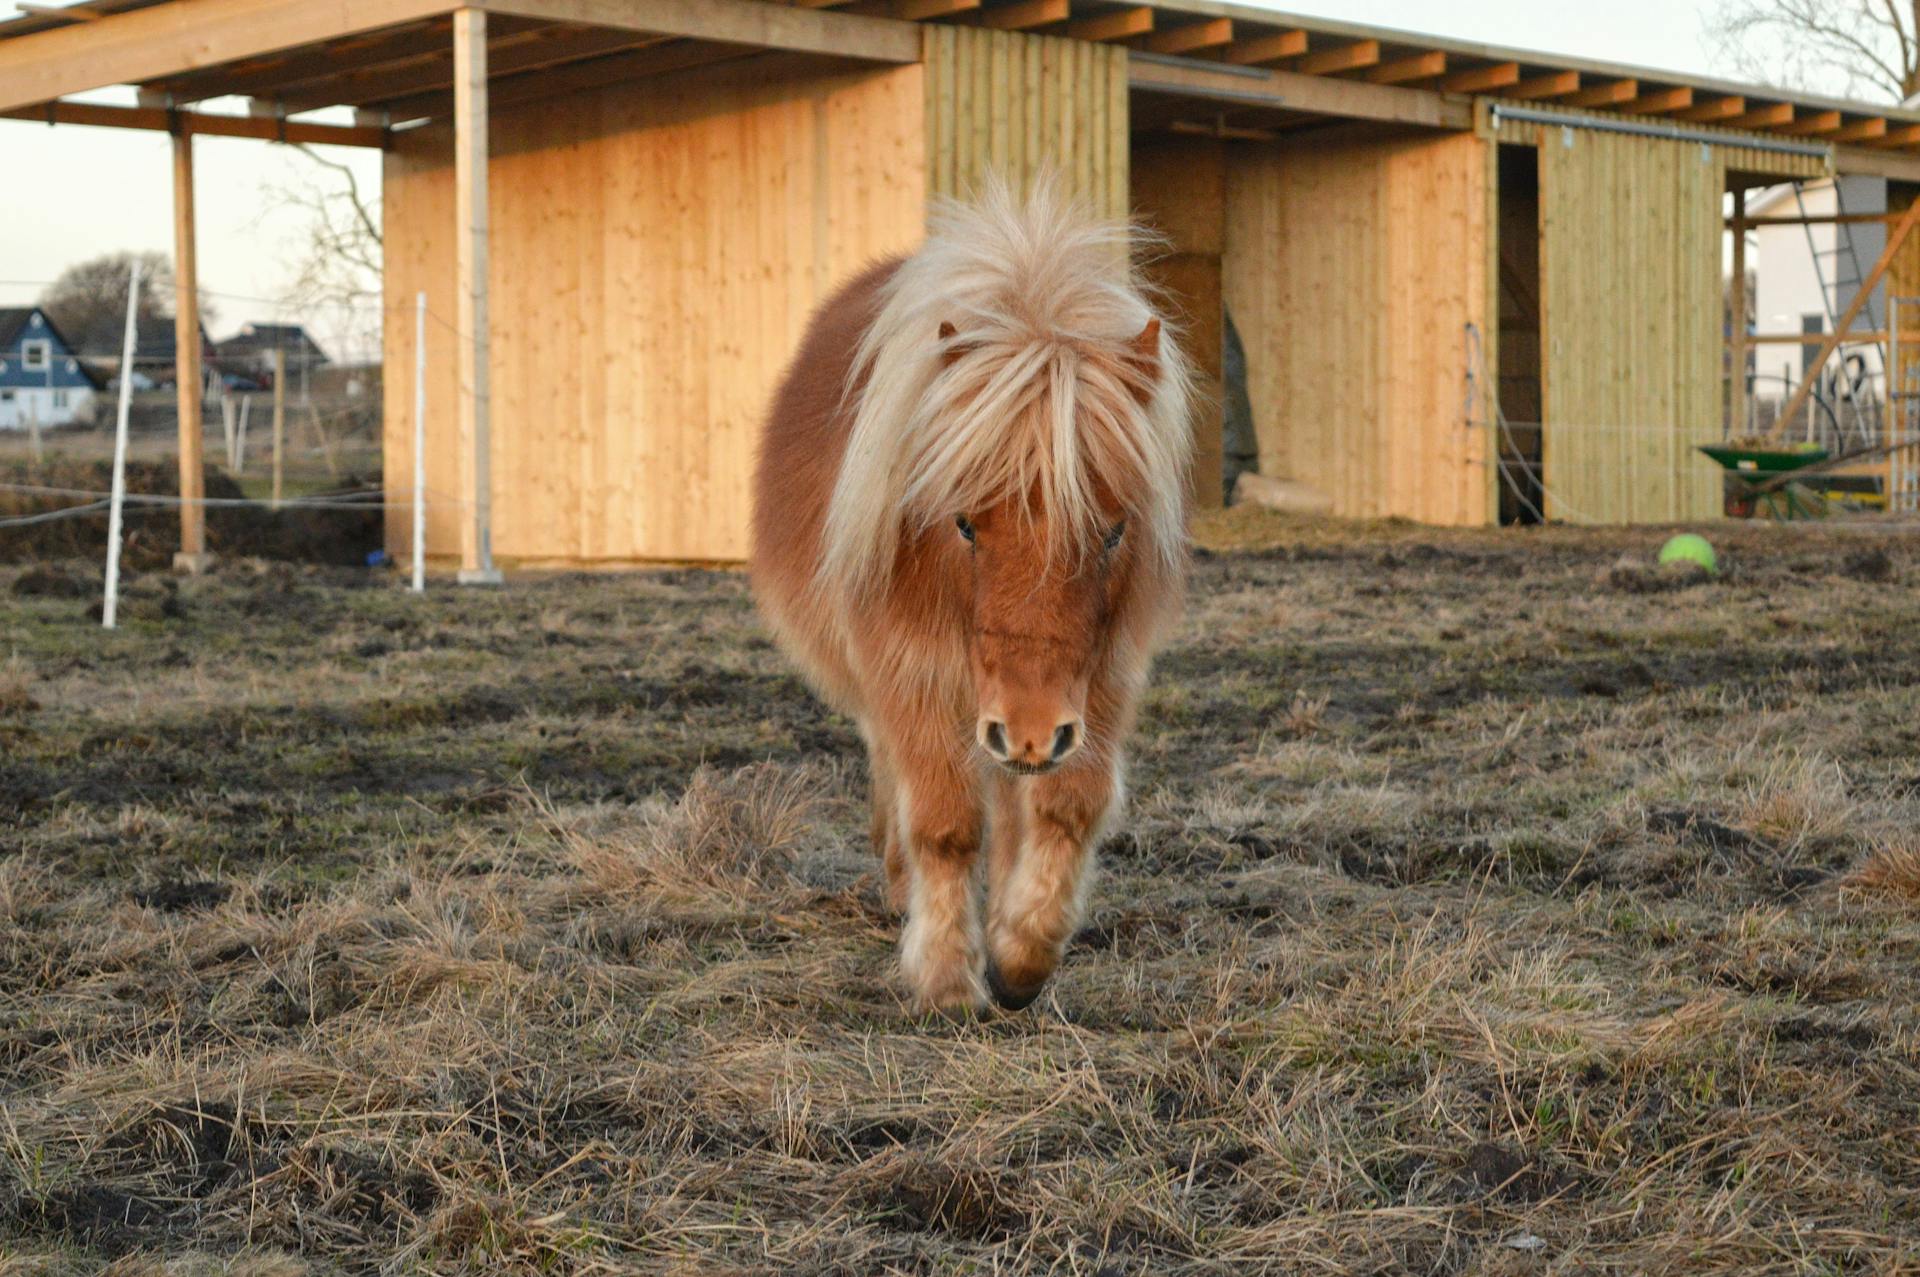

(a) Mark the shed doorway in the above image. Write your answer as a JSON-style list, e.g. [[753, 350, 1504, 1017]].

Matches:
[[1496, 143, 1543, 524]]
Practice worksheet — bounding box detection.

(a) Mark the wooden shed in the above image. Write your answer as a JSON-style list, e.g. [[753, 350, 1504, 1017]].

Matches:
[[3, 0, 1916, 571]]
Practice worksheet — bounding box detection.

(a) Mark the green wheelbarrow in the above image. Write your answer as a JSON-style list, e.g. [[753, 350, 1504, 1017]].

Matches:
[[1698, 443, 1831, 519]]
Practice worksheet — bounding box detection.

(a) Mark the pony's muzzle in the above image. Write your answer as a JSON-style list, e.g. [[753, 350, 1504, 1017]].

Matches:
[[978, 716, 1083, 772]]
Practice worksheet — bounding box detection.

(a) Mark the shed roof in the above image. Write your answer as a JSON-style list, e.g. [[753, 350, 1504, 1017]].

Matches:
[[2, 0, 1918, 179]]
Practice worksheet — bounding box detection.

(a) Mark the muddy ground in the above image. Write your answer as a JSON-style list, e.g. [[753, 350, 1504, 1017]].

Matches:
[[1, 510, 1917, 1274]]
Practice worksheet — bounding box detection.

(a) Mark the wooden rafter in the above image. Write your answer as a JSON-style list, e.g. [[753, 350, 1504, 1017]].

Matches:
[[1440, 61, 1517, 93], [1870, 123, 1920, 148], [1365, 50, 1444, 85], [478, 0, 923, 61], [1221, 29, 1305, 66], [151, 21, 453, 105], [1676, 94, 1743, 122], [0, 97, 385, 143], [841, 0, 977, 19], [1618, 85, 1692, 115], [1293, 39, 1377, 76], [1830, 116, 1889, 141], [1504, 70, 1579, 100], [0, 0, 456, 114], [1065, 6, 1151, 41], [1728, 102, 1794, 128], [976, 0, 1066, 30], [1564, 78, 1635, 107], [1134, 17, 1231, 56], [1778, 109, 1842, 135], [370, 35, 761, 119], [277, 23, 665, 112]]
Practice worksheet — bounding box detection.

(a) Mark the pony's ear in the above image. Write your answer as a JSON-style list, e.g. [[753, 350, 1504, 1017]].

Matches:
[[1123, 316, 1162, 404]]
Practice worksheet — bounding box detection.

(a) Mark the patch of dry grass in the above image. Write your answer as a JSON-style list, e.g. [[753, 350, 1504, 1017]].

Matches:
[[3, 519, 1918, 1272]]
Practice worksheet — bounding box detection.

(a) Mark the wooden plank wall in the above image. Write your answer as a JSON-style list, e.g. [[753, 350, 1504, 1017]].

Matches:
[[384, 55, 926, 563], [1132, 136, 1224, 509], [1534, 127, 1724, 522], [1223, 129, 1491, 525], [922, 24, 1128, 219]]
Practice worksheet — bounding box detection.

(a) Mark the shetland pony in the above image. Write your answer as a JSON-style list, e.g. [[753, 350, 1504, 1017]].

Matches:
[[750, 185, 1193, 1015]]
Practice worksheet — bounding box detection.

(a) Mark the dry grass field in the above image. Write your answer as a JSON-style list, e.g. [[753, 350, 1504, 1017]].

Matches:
[[2, 510, 1918, 1275]]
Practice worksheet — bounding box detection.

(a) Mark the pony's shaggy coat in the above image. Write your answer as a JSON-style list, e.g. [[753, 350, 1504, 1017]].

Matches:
[[752, 183, 1193, 1013]]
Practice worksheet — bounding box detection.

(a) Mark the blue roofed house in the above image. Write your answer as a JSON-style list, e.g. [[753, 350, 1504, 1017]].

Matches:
[[0, 306, 100, 429]]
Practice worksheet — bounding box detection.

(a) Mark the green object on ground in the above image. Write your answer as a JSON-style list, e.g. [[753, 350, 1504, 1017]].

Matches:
[[1697, 444, 1830, 474], [1658, 533, 1717, 575]]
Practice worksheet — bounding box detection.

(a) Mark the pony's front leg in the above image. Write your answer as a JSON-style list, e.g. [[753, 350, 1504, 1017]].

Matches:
[[892, 743, 987, 1015], [985, 757, 1119, 1010]]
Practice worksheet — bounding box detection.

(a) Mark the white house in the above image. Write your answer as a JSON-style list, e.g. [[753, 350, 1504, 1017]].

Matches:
[[1745, 177, 1888, 405]]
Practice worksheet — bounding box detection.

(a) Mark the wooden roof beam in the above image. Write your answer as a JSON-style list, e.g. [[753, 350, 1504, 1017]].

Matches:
[[1065, 6, 1151, 41], [1830, 116, 1889, 142], [841, 0, 977, 19], [1440, 61, 1518, 93], [1676, 94, 1744, 122], [1221, 29, 1306, 67], [1727, 102, 1794, 128], [149, 21, 455, 106], [1130, 51, 1471, 130], [476, 0, 923, 63], [1618, 85, 1692, 115], [1563, 77, 1636, 107], [1778, 109, 1842, 135], [1365, 50, 1445, 85], [1503, 69, 1579, 100], [977, 0, 1067, 30], [1292, 39, 1378, 77], [0, 0, 460, 114], [1869, 123, 1920, 148], [1135, 17, 1232, 56], [0, 97, 385, 145], [277, 24, 667, 113]]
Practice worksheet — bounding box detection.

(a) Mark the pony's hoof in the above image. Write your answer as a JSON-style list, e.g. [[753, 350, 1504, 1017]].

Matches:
[[986, 961, 1047, 1011]]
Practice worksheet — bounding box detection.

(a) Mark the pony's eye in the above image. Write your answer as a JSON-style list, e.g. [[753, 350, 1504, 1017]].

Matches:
[[956, 515, 976, 544], [1103, 520, 1126, 551]]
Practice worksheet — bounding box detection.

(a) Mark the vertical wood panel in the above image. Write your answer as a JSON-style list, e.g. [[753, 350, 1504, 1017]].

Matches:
[[1224, 129, 1490, 525], [924, 25, 1127, 218], [384, 56, 925, 564], [1538, 127, 1722, 522], [1133, 136, 1225, 509]]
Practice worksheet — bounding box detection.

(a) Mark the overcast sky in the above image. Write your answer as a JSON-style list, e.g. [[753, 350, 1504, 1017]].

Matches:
[[0, 0, 1732, 353]]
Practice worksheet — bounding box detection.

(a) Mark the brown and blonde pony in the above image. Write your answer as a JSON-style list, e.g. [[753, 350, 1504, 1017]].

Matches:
[[751, 184, 1193, 1015]]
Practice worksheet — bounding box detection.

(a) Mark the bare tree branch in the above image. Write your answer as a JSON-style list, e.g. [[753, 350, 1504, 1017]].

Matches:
[[1710, 0, 1917, 101]]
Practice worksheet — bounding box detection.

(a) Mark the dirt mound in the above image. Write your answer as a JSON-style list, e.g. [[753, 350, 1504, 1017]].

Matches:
[[2, 459, 381, 567]]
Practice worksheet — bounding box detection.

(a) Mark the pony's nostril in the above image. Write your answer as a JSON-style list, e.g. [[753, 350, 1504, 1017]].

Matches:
[[983, 720, 1010, 759], [1051, 722, 1079, 760]]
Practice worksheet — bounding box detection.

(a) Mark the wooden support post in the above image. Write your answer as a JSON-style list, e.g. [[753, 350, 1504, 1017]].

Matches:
[[454, 6, 501, 584], [1730, 187, 1747, 438], [1770, 194, 1920, 442], [271, 346, 286, 508], [171, 126, 211, 573]]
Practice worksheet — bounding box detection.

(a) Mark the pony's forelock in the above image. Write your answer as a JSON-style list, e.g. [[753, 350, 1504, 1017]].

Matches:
[[818, 179, 1193, 597]]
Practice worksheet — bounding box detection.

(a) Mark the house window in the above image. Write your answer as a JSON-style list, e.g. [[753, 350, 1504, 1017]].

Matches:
[[0, 390, 13, 403], [21, 340, 50, 371], [53, 390, 69, 410]]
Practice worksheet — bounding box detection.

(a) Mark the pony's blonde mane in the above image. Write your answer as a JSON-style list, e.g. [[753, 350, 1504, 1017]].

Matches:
[[819, 180, 1193, 598]]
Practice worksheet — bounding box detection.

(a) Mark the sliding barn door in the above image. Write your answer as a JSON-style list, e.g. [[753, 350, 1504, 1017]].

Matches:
[[1536, 127, 1724, 523]]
